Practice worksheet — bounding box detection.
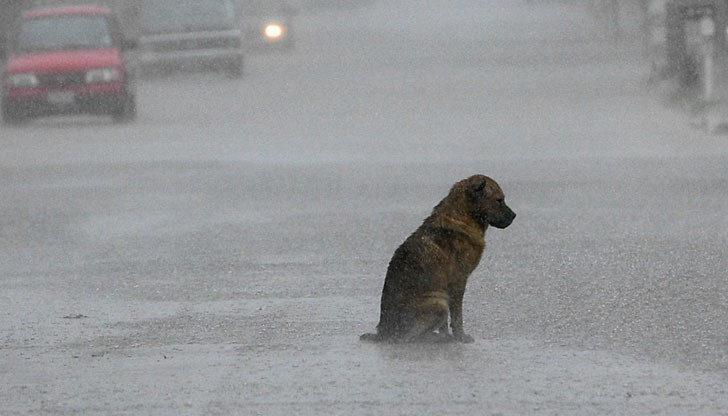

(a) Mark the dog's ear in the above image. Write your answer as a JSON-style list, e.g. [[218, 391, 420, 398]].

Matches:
[[465, 176, 487, 200]]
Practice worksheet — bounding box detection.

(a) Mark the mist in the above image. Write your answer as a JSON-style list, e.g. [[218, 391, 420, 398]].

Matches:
[[1, 0, 727, 414]]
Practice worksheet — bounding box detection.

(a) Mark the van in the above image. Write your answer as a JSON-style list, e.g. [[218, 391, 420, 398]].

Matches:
[[138, 0, 244, 77]]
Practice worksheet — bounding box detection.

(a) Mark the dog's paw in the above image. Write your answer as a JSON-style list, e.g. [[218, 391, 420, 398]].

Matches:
[[360, 333, 384, 342], [418, 331, 455, 344]]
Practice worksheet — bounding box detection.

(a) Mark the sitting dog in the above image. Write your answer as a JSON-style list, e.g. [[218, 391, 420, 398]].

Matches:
[[361, 175, 515, 343]]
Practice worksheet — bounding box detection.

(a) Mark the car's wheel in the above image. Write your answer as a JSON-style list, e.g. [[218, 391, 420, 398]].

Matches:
[[227, 57, 244, 79], [112, 93, 136, 123], [1, 102, 28, 125]]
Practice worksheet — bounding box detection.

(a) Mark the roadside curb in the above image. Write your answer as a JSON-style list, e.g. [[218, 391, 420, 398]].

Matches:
[[648, 76, 728, 135]]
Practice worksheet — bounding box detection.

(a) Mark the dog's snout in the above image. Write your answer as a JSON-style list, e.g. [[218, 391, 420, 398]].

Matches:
[[490, 206, 515, 229]]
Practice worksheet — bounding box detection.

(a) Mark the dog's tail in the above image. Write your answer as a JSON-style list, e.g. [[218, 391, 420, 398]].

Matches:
[[359, 332, 387, 342]]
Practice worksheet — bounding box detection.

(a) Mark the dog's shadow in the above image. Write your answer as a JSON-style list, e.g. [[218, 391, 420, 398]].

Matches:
[[366, 340, 469, 363]]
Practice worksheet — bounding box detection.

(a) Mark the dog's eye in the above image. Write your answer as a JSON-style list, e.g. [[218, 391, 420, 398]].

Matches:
[[497, 198, 505, 205]]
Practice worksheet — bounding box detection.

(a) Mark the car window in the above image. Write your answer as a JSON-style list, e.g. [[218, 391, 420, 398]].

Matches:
[[648, 0, 667, 16], [15, 15, 113, 52], [240, 0, 284, 15], [140, 0, 236, 34]]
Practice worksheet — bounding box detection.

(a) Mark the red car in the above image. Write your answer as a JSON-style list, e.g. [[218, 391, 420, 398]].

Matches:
[[1, 6, 136, 124]]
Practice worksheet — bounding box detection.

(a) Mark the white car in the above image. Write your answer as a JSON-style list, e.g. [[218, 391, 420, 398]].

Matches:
[[137, 0, 245, 77]]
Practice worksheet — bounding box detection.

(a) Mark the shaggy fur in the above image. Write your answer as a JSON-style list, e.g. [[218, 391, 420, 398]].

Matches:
[[361, 175, 515, 343]]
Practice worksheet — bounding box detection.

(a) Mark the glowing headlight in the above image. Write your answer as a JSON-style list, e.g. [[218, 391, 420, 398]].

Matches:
[[6, 72, 39, 88], [264, 23, 285, 40], [85, 67, 121, 84]]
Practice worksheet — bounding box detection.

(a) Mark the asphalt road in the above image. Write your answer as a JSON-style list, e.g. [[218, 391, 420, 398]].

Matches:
[[2, 1, 728, 414]]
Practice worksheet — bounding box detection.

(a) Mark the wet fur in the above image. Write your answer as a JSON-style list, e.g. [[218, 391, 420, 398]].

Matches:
[[361, 175, 515, 343]]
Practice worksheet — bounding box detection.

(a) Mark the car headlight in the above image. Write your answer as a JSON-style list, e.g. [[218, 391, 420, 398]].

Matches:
[[85, 67, 121, 84], [263, 22, 285, 40], [6, 72, 39, 88]]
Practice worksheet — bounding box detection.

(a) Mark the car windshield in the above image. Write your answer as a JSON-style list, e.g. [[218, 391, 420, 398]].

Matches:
[[648, 0, 667, 15], [140, 0, 236, 34], [240, 0, 291, 16], [15, 15, 112, 53]]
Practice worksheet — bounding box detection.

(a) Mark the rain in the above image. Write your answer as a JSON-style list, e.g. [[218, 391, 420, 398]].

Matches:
[[1, 0, 728, 414]]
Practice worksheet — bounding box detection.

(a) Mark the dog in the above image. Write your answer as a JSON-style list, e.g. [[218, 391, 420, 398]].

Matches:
[[360, 175, 515, 343]]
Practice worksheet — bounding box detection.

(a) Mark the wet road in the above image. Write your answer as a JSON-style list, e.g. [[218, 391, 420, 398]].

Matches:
[[2, 1, 728, 414]]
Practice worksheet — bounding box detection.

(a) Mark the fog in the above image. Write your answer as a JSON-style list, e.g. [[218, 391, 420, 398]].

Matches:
[[1, 0, 728, 414]]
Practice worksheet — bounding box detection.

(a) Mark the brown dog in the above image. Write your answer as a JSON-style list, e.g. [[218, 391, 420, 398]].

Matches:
[[361, 175, 515, 343]]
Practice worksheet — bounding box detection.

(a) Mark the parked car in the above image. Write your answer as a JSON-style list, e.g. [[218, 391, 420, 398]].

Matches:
[[137, 0, 244, 77], [1, 6, 137, 124]]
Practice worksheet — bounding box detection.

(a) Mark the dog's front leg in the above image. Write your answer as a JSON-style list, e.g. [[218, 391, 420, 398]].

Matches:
[[449, 282, 474, 343]]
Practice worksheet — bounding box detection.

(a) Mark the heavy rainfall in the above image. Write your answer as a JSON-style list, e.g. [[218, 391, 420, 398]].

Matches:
[[1, 0, 728, 414]]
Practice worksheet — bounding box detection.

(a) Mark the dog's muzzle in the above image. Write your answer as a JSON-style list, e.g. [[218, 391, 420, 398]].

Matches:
[[490, 208, 516, 229]]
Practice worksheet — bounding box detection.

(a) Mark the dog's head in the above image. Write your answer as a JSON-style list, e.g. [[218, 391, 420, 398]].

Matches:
[[464, 175, 516, 229]]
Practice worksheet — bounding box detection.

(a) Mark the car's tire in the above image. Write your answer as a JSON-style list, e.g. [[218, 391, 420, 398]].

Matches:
[[112, 93, 136, 123], [1, 102, 28, 125], [227, 57, 244, 79]]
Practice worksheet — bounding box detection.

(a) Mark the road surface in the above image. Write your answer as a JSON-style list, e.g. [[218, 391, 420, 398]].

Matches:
[[2, 1, 727, 414]]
